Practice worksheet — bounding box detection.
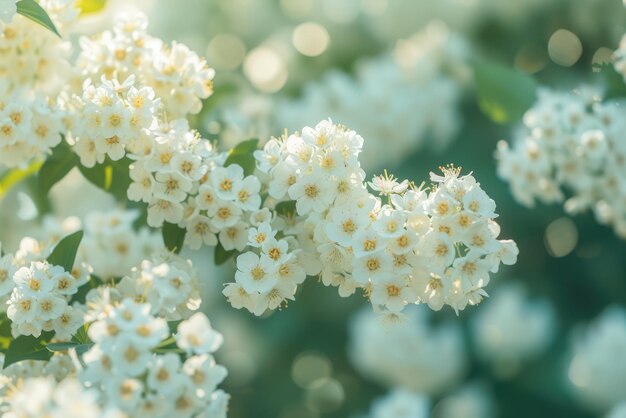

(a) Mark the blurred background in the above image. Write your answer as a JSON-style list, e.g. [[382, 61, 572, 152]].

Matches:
[[3, 0, 626, 417]]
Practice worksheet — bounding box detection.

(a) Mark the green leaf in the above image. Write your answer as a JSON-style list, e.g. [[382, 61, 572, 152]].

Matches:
[[224, 138, 259, 176], [76, 0, 107, 15], [275, 200, 297, 217], [72, 323, 91, 345], [16, 0, 60, 37], [594, 62, 626, 100], [0, 314, 12, 352], [3, 332, 53, 369], [473, 59, 537, 124], [162, 222, 186, 254], [77, 157, 132, 201], [214, 242, 236, 266], [0, 159, 44, 201], [38, 141, 79, 197], [47, 230, 84, 271]]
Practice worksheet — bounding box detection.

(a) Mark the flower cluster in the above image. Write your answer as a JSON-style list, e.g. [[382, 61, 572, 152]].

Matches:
[[0, 1, 75, 92], [0, 377, 119, 418], [568, 306, 626, 412], [0, 0, 77, 168], [70, 76, 160, 167], [349, 307, 466, 395], [76, 12, 214, 118], [6, 260, 87, 339], [0, 83, 65, 168], [116, 251, 202, 321], [471, 283, 556, 375], [496, 88, 626, 238], [82, 301, 229, 417], [38, 209, 163, 279], [220, 120, 517, 315], [276, 24, 468, 170]]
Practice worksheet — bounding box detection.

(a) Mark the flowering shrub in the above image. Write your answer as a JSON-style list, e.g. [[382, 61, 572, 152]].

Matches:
[[0, 1, 528, 416]]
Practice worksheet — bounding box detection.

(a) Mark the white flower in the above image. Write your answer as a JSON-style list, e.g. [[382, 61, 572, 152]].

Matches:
[[234, 251, 278, 294], [176, 313, 224, 355], [210, 165, 244, 201], [0, 0, 17, 25], [471, 283, 555, 375], [288, 172, 335, 215], [370, 389, 429, 418]]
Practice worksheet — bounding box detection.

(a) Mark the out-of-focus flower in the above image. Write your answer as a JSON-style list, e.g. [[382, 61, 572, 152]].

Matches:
[[349, 307, 466, 395], [471, 283, 556, 376], [369, 389, 429, 418], [276, 23, 468, 171], [433, 382, 496, 418], [497, 87, 626, 238], [568, 306, 626, 412]]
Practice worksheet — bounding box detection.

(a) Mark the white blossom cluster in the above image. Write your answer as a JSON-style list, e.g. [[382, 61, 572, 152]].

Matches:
[[496, 88, 626, 238], [0, 377, 122, 418], [568, 306, 626, 412], [38, 209, 163, 279], [348, 307, 466, 396], [76, 12, 214, 118], [116, 251, 202, 321], [6, 259, 87, 339], [471, 283, 556, 374], [276, 24, 468, 170], [70, 76, 161, 167], [0, 0, 77, 168], [0, 352, 75, 398], [82, 301, 228, 417], [434, 383, 496, 418], [0, 0, 76, 92], [0, 86, 65, 167], [221, 120, 517, 315]]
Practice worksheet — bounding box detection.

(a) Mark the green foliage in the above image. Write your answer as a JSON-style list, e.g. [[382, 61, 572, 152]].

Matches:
[[46, 341, 92, 352], [77, 157, 133, 201], [3, 332, 54, 369], [224, 139, 259, 176], [38, 141, 79, 197], [0, 160, 44, 201], [16, 0, 60, 37], [595, 62, 626, 100], [76, 0, 107, 15], [473, 59, 538, 124], [162, 222, 186, 254], [47, 230, 84, 271], [214, 241, 236, 266], [275, 200, 297, 217], [0, 314, 11, 352]]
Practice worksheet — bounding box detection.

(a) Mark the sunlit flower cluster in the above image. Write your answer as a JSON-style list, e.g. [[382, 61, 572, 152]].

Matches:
[[6, 259, 87, 339], [39, 209, 162, 279], [568, 306, 626, 412], [0, 87, 65, 167], [76, 12, 214, 117], [276, 24, 468, 170], [221, 120, 517, 315], [0, 377, 119, 418], [116, 251, 202, 321], [70, 76, 160, 167], [496, 88, 626, 238], [82, 301, 229, 417], [349, 307, 466, 395]]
